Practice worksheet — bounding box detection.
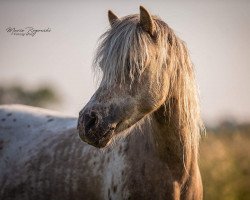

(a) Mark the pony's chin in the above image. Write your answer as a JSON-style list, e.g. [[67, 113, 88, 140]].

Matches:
[[79, 130, 114, 148]]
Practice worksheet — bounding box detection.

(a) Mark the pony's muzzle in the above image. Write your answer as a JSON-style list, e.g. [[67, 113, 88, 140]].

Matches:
[[77, 110, 116, 148]]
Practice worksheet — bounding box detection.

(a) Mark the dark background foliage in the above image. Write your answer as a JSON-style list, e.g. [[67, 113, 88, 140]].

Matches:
[[0, 84, 59, 107]]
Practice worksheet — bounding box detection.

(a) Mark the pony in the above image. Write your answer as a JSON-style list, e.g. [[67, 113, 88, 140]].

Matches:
[[0, 6, 203, 200], [78, 6, 204, 199]]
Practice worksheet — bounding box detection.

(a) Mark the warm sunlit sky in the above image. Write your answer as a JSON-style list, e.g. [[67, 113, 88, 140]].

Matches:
[[0, 0, 249, 124]]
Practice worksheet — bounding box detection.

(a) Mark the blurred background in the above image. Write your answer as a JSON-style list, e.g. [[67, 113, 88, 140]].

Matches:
[[0, 0, 249, 199]]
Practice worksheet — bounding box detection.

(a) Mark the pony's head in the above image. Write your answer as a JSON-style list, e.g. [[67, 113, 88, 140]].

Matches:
[[78, 6, 201, 148]]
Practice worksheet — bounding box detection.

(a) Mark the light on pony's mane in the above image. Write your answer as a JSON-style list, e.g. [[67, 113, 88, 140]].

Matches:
[[93, 13, 204, 152]]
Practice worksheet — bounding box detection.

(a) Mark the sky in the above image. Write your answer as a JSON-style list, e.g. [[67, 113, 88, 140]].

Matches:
[[0, 0, 249, 125]]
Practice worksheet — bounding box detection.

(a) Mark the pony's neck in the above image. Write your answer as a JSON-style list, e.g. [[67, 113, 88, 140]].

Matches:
[[149, 98, 198, 182]]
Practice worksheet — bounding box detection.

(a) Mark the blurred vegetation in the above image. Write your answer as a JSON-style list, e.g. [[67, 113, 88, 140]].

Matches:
[[200, 121, 250, 200], [0, 85, 60, 108]]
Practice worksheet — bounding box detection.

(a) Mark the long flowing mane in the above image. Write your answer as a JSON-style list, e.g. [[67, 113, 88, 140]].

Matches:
[[93, 14, 204, 151]]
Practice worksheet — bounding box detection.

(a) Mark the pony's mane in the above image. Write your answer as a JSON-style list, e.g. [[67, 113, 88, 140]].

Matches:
[[93, 14, 204, 150]]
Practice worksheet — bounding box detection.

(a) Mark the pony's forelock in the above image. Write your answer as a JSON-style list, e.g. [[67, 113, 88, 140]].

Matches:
[[93, 15, 168, 88]]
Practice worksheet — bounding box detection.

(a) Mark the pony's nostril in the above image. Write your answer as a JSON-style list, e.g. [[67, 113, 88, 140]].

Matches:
[[84, 112, 99, 133]]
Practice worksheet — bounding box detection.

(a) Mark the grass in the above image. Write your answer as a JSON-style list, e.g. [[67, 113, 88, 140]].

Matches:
[[200, 123, 250, 200]]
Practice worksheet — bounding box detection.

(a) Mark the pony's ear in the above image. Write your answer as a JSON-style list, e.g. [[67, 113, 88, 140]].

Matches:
[[139, 6, 155, 36], [108, 10, 119, 26]]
